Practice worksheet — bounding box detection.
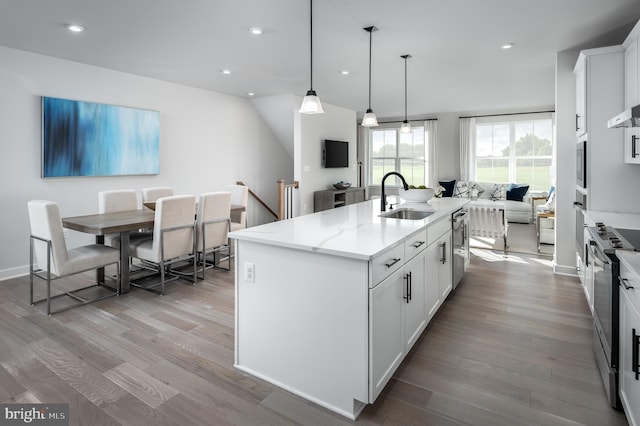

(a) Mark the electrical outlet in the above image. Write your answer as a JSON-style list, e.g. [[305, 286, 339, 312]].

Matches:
[[244, 262, 255, 283]]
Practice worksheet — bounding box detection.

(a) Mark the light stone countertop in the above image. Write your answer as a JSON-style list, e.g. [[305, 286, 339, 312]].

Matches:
[[230, 197, 469, 261], [584, 210, 640, 229]]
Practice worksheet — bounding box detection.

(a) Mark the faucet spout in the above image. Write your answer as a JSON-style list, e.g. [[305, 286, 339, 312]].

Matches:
[[381, 172, 409, 212]]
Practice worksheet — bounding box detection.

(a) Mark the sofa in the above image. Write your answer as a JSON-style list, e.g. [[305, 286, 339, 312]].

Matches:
[[439, 180, 533, 223]]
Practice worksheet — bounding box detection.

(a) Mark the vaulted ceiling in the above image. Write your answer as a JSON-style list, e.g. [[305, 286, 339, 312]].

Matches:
[[1, 0, 640, 118]]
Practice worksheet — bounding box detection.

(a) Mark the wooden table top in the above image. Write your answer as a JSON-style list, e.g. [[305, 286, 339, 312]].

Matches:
[[143, 201, 245, 212], [62, 209, 155, 235], [537, 211, 555, 218]]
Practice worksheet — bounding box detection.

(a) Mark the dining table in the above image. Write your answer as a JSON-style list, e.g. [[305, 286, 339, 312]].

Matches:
[[62, 209, 155, 293], [62, 203, 245, 293]]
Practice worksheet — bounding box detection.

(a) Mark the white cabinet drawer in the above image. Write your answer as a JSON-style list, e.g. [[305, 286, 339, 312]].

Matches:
[[620, 261, 640, 312], [427, 217, 451, 245], [404, 229, 427, 260], [371, 244, 404, 288]]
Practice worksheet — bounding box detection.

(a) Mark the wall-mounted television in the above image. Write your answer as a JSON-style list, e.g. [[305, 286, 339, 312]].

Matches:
[[42, 96, 160, 178], [323, 139, 349, 168]]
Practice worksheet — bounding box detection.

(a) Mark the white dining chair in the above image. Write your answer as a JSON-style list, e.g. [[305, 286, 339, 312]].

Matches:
[[98, 189, 150, 247], [142, 187, 174, 203], [128, 195, 196, 295], [196, 191, 231, 280], [225, 184, 248, 231], [28, 200, 120, 315]]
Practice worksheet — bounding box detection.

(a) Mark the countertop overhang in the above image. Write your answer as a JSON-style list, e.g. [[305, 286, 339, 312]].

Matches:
[[230, 198, 469, 261]]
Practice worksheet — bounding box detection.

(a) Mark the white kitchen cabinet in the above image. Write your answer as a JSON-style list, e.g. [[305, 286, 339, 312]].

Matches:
[[624, 22, 640, 164], [574, 46, 638, 212], [369, 266, 405, 401], [369, 246, 428, 402], [403, 250, 428, 350], [438, 230, 453, 301], [426, 218, 453, 322], [233, 198, 469, 419], [575, 57, 587, 137], [618, 254, 640, 426]]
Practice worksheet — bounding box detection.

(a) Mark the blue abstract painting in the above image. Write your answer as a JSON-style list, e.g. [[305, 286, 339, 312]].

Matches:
[[42, 97, 160, 177]]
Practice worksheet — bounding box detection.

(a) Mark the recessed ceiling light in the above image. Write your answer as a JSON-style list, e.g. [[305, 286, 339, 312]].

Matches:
[[221, 69, 231, 75], [501, 43, 515, 49], [66, 24, 84, 33], [247, 92, 255, 96], [249, 27, 263, 35], [340, 70, 350, 75]]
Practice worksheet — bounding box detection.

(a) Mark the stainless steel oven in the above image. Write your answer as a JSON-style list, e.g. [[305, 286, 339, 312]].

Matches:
[[586, 224, 640, 409], [452, 208, 469, 290], [577, 140, 587, 189]]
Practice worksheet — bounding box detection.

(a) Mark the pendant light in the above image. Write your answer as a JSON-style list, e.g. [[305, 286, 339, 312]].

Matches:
[[361, 26, 379, 127], [400, 54, 412, 133], [299, 0, 324, 114]]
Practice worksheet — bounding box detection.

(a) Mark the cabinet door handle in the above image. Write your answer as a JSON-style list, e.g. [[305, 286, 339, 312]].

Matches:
[[585, 243, 589, 267], [440, 241, 447, 264], [633, 135, 639, 159], [575, 114, 580, 132], [633, 328, 640, 380], [463, 224, 467, 245], [411, 240, 425, 249], [620, 277, 635, 290], [403, 272, 412, 303], [408, 271, 412, 302], [385, 258, 401, 268]]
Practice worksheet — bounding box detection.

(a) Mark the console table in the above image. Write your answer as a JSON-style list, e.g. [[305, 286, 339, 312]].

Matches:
[[314, 187, 365, 212]]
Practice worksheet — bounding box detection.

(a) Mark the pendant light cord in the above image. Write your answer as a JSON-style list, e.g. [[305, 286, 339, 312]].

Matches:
[[404, 56, 407, 121], [368, 28, 372, 110], [309, 0, 313, 91]]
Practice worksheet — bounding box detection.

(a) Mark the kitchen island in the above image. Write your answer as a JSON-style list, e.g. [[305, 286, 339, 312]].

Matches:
[[230, 197, 468, 419]]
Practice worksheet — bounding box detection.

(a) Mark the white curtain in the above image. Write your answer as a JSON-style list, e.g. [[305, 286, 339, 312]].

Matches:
[[459, 117, 476, 181], [425, 120, 438, 188]]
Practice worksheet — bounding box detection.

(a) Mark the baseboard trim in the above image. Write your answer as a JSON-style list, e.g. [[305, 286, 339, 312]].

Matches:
[[0, 265, 29, 281], [553, 263, 578, 277]]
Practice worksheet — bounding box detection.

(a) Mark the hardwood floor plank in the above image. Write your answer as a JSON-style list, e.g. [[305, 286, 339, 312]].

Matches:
[[0, 250, 628, 424], [28, 338, 127, 406], [103, 362, 178, 409], [7, 358, 121, 426]]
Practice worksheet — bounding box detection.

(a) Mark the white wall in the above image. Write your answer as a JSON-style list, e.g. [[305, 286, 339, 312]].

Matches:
[[554, 49, 581, 275], [0, 46, 292, 279], [295, 103, 358, 215]]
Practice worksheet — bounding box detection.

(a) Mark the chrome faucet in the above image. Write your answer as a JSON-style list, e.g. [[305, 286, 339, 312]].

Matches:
[[381, 172, 409, 212]]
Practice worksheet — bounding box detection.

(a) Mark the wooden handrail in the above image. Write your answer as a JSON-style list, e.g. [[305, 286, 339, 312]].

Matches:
[[277, 179, 299, 220], [236, 181, 278, 220]]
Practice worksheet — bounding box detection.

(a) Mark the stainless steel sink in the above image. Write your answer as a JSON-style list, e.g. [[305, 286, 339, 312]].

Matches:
[[380, 208, 434, 220]]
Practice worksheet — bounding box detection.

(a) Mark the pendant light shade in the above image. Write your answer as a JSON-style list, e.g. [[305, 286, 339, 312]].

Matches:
[[400, 54, 412, 133], [300, 0, 324, 114], [361, 26, 378, 127]]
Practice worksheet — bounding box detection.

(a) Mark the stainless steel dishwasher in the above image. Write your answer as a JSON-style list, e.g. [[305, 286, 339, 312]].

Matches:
[[452, 207, 469, 289]]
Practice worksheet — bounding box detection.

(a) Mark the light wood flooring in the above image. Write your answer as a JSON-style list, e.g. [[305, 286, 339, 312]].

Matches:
[[0, 253, 629, 425]]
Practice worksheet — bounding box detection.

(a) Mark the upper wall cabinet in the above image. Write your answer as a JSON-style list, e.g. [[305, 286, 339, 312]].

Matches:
[[624, 20, 640, 164]]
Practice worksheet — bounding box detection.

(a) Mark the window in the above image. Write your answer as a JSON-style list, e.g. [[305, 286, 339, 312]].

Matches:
[[474, 115, 553, 191], [369, 125, 427, 187]]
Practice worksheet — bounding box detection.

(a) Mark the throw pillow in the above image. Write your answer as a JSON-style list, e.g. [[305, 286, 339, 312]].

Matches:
[[438, 179, 456, 197], [506, 183, 529, 202], [471, 182, 485, 195], [489, 183, 508, 201], [453, 181, 470, 198]]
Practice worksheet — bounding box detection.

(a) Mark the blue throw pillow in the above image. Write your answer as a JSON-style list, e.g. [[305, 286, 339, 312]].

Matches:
[[506, 183, 529, 202], [439, 180, 456, 197]]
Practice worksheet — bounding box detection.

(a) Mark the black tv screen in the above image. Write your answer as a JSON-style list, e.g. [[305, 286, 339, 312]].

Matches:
[[323, 140, 349, 168]]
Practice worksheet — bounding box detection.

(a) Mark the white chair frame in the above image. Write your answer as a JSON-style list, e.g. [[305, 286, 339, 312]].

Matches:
[[29, 235, 120, 315]]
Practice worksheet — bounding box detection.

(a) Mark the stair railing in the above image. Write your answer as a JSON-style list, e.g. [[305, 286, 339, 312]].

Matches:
[[277, 179, 299, 220]]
